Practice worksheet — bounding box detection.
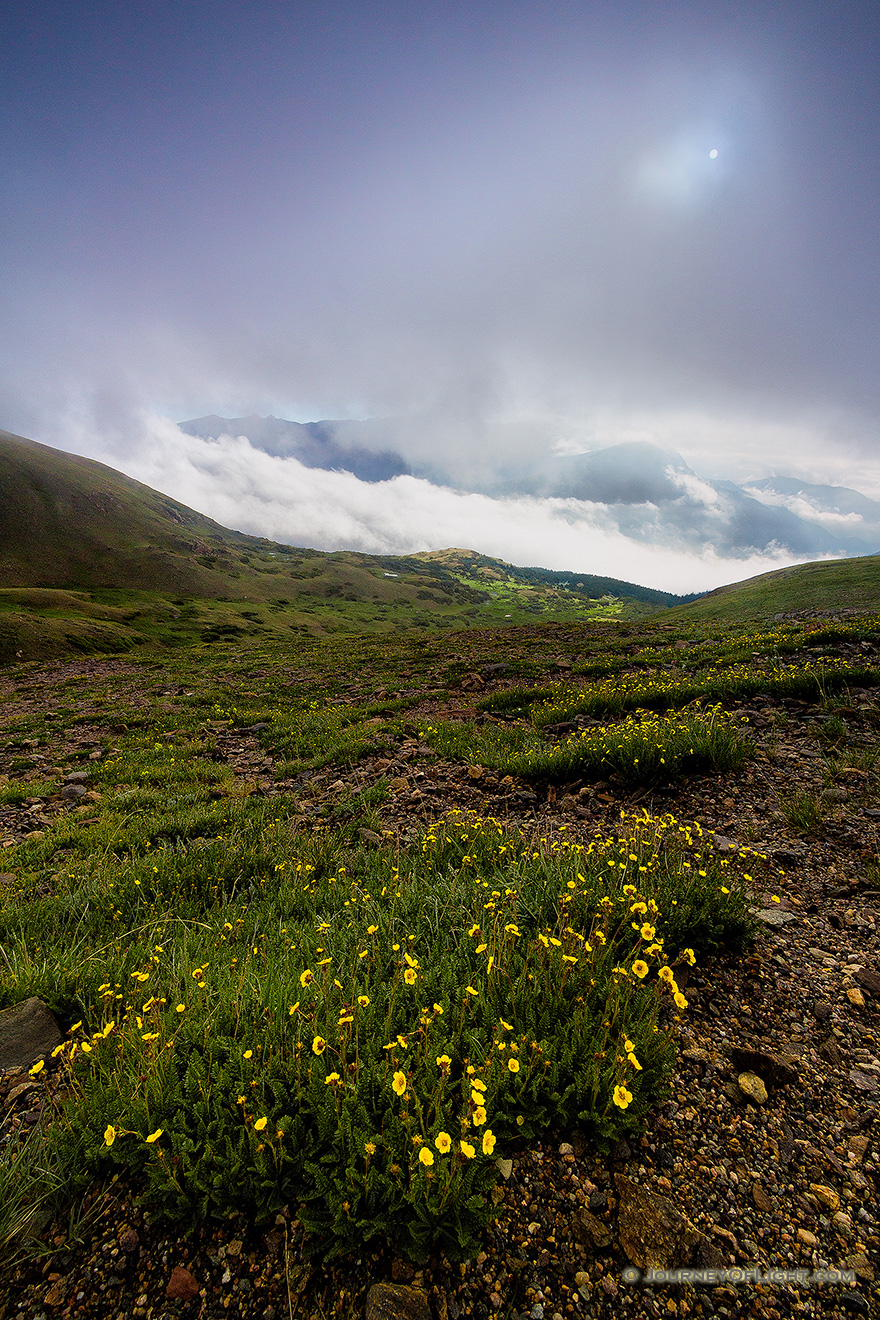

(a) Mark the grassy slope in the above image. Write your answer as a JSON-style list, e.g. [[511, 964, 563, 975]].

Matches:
[[667, 553, 880, 624], [0, 428, 260, 595], [0, 430, 682, 662]]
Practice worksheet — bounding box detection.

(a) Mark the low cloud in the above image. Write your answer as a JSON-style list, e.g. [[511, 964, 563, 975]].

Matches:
[[73, 413, 836, 597]]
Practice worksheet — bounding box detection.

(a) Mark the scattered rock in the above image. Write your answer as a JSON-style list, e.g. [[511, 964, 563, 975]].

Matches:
[[118, 1228, 140, 1253], [711, 835, 738, 853], [166, 1265, 199, 1301], [797, 1228, 819, 1247], [848, 1068, 879, 1093], [772, 845, 806, 866], [809, 1182, 841, 1211], [730, 1046, 799, 1087], [842, 1252, 876, 1282], [854, 966, 880, 996], [818, 1033, 843, 1065], [752, 1181, 774, 1212], [754, 908, 800, 927], [571, 1208, 613, 1251], [690, 1237, 727, 1270], [0, 997, 63, 1071], [847, 1134, 869, 1163], [737, 1072, 768, 1105], [615, 1174, 703, 1270], [845, 987, 866, 1009], [366, 1283, 431, 1320]]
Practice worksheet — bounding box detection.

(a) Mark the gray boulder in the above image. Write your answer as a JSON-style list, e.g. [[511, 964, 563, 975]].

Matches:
[[0, 997, 63, 1071]]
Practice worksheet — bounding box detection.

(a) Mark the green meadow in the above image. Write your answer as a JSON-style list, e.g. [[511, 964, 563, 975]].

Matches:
[[6, 608, 866, 1263]]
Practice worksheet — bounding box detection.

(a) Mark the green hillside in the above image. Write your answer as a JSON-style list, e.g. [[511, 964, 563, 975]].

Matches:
[[0, 429, 684, 663], [669, 553, 880, 624]]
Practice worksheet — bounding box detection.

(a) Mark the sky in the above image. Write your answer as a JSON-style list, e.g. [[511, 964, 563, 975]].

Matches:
[[2, 0, 880, 592]]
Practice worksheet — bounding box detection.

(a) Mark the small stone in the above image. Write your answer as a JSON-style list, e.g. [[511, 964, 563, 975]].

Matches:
[[845, 987, 866, 1009], [0, 997, 63, 1071], [854, 966, 880, 996], [848, 1068, 879, 1093], [6, 1079, 37, 1104], [366, 1283, 431, 1320], [847, 1135, 869, 1162], [809, 1183, 841, 1211], [818, 1033, 842, 1065], [616, 1174, 702, 1270], [730, 1046, 799, 1087], [737, 1072, 768, 1105], [118, 1228, 139, 1253], [495, 1157, 513, 1180], [839, 1291, 870, 1315], [226, 1238, 243, 1257], [166, 1265, 200, 1301], [754, 907, 799, 927], [752, 1182, 774, 1212], [797, 1228, 818, 1247], [842, 1252, 875, 1282], [571, 1208, 613, 1251]]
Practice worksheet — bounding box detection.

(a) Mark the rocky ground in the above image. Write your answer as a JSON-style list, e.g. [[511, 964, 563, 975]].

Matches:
[[0, 650, 878, 1320]]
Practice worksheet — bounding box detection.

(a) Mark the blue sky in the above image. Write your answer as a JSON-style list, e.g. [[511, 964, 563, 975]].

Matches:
[[3, 1, 880, 588]]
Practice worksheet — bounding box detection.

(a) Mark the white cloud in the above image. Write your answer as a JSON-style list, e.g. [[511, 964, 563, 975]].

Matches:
[[69, 412, 837, 597]]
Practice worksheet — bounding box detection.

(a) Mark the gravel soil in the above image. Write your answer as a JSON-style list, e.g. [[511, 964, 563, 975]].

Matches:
[[0, 651, 878, 1320]]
